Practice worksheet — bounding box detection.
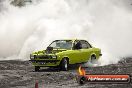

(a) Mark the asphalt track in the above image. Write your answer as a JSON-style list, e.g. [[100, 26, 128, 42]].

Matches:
[[0, 58, 132, 88]]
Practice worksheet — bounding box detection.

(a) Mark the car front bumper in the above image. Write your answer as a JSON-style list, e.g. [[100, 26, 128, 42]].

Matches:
[[29, 59, 60, 67]]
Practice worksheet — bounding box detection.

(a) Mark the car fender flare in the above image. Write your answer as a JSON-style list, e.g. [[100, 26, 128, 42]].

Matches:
[[90, 53, 96, 59]]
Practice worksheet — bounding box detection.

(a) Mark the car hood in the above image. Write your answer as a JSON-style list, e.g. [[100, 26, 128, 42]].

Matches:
[[46, 48, 68, 54], [33, 49, 67, 55]]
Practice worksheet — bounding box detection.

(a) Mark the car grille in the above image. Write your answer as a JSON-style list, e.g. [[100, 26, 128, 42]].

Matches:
[[37, 55, 51, 59]]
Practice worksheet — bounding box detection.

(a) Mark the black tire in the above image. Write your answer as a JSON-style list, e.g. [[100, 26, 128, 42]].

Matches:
[[60, 58, 68, 71], [90, 55, 96, 64], [35, 66, 40, 72]]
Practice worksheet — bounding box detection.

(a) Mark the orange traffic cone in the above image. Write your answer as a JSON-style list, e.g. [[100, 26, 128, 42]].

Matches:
[[35, 81, 38, 88]]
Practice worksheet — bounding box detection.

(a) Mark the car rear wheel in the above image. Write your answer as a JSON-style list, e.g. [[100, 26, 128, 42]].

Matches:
[[90, 55, 96, 64], [60, 58, 68, 71], [35, 66, 40, 72]]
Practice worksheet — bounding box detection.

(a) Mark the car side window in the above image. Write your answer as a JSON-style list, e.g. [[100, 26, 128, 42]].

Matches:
[[73, 40, 82, 49], [87, 42, 92, 48], [80, 40, 91, 49]]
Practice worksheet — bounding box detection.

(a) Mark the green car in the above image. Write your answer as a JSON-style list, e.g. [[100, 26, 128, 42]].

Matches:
[[29, 39, 102, 71]]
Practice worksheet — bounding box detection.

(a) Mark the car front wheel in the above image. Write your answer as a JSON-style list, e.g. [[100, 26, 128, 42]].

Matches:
[[35, 66, 40, 72], [60, 58, 68, 71]]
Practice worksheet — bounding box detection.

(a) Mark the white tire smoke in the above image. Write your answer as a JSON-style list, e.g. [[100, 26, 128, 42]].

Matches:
[[0, 0, 132, 65]]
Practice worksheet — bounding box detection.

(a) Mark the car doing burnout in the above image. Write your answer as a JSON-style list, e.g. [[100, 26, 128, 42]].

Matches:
[[29, 39, 102, 71]]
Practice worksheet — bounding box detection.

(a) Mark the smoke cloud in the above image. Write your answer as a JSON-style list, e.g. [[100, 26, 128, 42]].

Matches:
[[0, 0, 132, 65]]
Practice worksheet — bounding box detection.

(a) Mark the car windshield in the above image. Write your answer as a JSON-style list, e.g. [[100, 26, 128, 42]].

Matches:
[[49, 40, 72, 49]]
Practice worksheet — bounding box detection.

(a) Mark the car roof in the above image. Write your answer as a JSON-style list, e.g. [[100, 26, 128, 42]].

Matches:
[[54, 39, 86, 42]]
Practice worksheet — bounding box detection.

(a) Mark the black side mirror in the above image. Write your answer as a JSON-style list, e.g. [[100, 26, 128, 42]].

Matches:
[[74, 42, 82, 49]]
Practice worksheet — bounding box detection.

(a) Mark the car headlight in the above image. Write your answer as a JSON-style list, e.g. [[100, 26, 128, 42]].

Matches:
[[51, 55, 57, 59], [30, 54, 35, 59]]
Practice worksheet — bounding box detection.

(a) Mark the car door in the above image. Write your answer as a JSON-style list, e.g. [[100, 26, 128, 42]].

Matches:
[[69, 40, 82, 64], [80, 40, 92, 62]]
